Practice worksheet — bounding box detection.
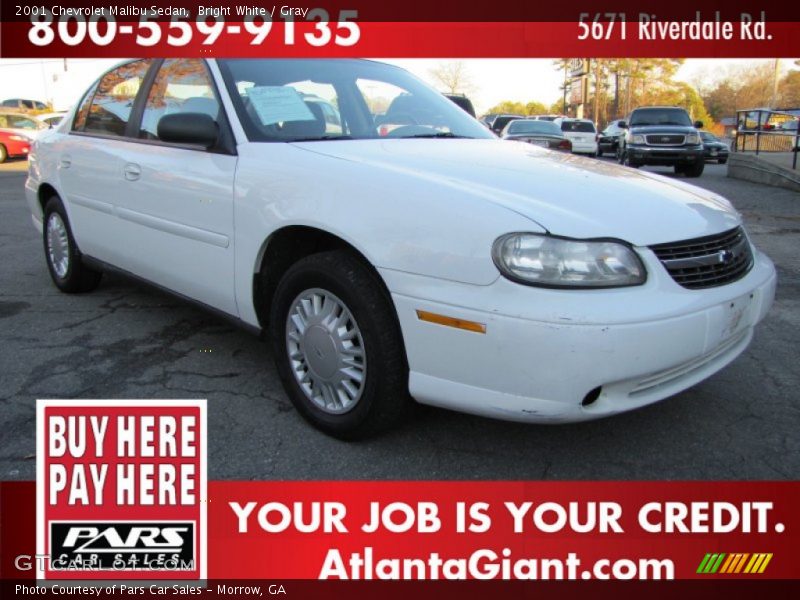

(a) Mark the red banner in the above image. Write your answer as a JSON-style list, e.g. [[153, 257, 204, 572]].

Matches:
[[1, 20, 798, 58], [3, 480, 799, 580]]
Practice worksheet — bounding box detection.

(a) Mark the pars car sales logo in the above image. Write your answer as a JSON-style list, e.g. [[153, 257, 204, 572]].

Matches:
[[36, 400, 207, 580]]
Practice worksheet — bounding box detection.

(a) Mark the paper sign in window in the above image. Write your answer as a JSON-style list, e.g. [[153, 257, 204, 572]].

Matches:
[[246, 86, 315, 126]]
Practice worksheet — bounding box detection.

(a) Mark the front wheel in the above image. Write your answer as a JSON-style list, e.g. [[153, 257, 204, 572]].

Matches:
[[269, 250, 411, 439], [0, 144, 8, 164], [622, 152, 639, 168], [43, 196, 102, 293], [719, 158, 728, 165], [681, 162, 705, 178]]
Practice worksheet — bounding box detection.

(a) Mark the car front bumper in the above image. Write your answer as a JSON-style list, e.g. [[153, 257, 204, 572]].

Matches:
[[703, 148, 730, 159], [382, 248, 776, 423], [627, 145, 704, 165]]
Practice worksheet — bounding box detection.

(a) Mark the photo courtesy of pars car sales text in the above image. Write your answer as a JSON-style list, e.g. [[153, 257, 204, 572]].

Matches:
[[0, 0, 798, 593]]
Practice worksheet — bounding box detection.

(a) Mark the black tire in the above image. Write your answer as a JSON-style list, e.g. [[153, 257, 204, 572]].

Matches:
[[718, 158, 728, 165], [269, 250, 411, 439], [622, 152, 639, 168], [42, 196, 103, 293], [0, 144, 8, 164], [682, 162, 705, 178]]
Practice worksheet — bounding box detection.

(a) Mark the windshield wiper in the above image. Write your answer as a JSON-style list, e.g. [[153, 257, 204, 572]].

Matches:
[[287, 135, 354, 142], [400, 132, 474, 139]]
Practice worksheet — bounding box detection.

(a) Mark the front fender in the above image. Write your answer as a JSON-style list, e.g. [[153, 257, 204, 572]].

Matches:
[[232, 143, 538, 325]]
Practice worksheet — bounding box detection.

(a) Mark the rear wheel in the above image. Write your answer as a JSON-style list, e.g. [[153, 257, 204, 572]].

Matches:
[[0, 144, 7, 164], [43, 196, 102, 293], [269, 250, 411, 439]]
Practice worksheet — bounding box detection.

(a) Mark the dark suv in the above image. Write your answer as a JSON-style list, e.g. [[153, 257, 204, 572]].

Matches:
[[617, 106, 705, 177]]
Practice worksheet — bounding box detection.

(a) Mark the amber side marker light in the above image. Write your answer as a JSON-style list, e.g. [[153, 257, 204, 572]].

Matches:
[[416, 310, 487, 334]]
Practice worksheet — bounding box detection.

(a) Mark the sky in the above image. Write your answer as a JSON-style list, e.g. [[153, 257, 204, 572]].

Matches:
[[0, 57, 797, 114]]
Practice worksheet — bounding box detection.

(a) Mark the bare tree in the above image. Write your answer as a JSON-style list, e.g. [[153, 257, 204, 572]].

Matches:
[[429, 61, 474, 95]]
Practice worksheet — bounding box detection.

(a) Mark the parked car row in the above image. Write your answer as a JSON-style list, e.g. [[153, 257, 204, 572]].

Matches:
[[481, 106, 720, 178]]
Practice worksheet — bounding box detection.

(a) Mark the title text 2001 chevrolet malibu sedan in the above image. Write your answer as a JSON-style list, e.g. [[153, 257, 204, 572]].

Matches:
[[26, 59, 776, 438]]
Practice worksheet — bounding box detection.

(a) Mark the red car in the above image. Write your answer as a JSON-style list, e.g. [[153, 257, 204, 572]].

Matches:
[[0, 129, 31, 163]]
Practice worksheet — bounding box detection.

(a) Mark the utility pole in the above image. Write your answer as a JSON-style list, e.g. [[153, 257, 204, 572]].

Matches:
[[593, 59, 601, 125], [562, 62, 568, 114], [770, 58, 780, 108]]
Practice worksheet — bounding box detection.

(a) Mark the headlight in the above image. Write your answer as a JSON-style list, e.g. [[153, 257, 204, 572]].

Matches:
[[492, 233, 646, 288], [9, 135, 29, 142], [686, 133, 701, 144], [627, 133, 645, 144]]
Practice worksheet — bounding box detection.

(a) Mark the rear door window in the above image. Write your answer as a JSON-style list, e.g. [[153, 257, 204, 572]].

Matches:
[[84, 60, 153, 137]]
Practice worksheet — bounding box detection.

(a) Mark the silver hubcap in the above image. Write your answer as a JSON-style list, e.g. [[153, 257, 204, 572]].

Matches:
[[285, 288, 367, 414], [46, 213, 70, 279]]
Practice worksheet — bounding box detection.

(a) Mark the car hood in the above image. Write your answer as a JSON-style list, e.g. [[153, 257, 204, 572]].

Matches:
[[293, 138, 740, 245]]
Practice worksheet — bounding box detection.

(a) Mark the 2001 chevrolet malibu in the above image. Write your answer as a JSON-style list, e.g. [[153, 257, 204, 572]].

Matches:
[[26, 59, 776, 438]]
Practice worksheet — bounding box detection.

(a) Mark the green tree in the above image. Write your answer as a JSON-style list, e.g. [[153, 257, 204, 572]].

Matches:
[[485, 100, 548, 116], [524, 101, 548, 115], [779, 70, 800, 107]]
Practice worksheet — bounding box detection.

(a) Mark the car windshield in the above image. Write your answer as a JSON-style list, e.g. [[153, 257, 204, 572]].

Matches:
[[217, 59, 493, 142], [700, 132, 717, 141], [0, 113, 46, 130], [629, 108, 692, 127], [560, 120, 595, 133], [492, 115, 522, 130], [507, 120, 561, 135]]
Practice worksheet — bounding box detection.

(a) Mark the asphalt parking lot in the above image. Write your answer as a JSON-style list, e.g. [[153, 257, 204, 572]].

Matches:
[[1, 157, 798, 480]]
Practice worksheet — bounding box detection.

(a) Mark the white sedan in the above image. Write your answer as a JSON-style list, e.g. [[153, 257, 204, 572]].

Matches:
[[25, 59, 776, 438]]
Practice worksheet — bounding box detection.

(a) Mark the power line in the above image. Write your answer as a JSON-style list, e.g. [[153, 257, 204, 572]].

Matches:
[[0, 60, 65, 68]]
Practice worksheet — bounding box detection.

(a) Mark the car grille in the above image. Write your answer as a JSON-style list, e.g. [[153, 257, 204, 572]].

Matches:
[[650, 227, 753, 289], [646, 134, 685, 145]]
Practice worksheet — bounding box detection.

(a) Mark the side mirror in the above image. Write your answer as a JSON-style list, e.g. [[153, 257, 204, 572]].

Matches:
[[158, 112, 218, 147], [618, 121, 628, 129], [694, 120, 704, 129]]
